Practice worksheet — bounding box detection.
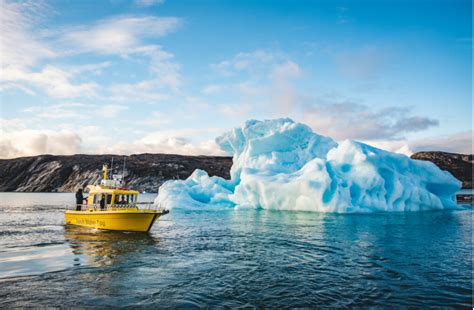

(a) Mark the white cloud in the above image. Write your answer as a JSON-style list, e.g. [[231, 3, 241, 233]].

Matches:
[[270, 61, 303, 113], [0, 129, 82, 158], [67, 61, 112, 75], [134, 0, 165, 7], [300, 100, 439, 140], [211, 50, 280, 76], [60, 15, 180, 55], [270, 61, 302, 81], [202, 84, 225, 95], [0, 2, 113, 98], [2, 65, 97, 98], [0, 117, 28, 131], [129, 128, 226, 155], [218, 103, 252, 117], [0, 0, 55, 69], [208, 50, 304, 115], [0, 118, 227, 158], [108, 79, 172, 103], [0, 2, 181, 99], [409, 130, 473, 154], [22, 102, 90, 119], [362, 130, 473, 156], [207, 49, 441, 146], [76, 127, 226, 156], [360, 139, 415, 156], [335, 46, 389, 79], [140, 111, 172, 127], [0, 82, 36, 95], [98, 104, 129, 117], [133, 137, 225, 156], [107, 47, 181, 100], [22, 102, 128, 119]]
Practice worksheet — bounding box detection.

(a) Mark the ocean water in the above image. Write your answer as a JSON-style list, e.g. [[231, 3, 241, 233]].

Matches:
[[0, 193, 472, 308]]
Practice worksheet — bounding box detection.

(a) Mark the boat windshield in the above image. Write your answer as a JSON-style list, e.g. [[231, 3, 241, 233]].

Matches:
[[113, 194, 137, 206]]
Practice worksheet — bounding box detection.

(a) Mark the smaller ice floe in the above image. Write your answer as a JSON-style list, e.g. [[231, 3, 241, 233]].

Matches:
[[155, 118, 461, 213]]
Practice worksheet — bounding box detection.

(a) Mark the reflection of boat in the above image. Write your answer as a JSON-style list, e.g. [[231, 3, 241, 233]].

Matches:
[[64, 225, 158, 267], [65, 164, 168, 232]]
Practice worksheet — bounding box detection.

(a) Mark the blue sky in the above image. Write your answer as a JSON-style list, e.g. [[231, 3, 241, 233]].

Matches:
[[0, 0, 471, 158]]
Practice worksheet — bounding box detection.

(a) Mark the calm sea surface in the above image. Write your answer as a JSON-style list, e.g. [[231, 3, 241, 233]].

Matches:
[[0, 193, 472, 308]]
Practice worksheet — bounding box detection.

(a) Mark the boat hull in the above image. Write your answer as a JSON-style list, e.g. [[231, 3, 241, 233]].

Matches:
[[65, 209, 166, 232]]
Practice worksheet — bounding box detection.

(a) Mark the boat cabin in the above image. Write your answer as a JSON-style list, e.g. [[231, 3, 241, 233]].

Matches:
[[84, 164, 139, 210], [86, 186, 140, 209]]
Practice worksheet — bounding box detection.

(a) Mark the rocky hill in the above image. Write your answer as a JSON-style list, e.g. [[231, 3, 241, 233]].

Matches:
[[0, 154, 232, 193], [0, 151, 471, 192], [411, 151, 473, 189]]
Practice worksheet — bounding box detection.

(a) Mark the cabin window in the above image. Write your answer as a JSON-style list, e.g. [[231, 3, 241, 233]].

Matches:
[[106, 194, 112, 205], [116, 195, 126, 205], [92, 195, 97, 204]]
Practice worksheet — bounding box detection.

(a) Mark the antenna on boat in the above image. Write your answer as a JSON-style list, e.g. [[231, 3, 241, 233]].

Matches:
[[122, 156, 126, 187], [110, 157, 114, 179], [122, 156, 126, 176]]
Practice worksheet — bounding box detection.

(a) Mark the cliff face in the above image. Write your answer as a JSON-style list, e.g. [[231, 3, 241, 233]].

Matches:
[[411, 152, 473, 189], [0, 154, 232, 193], [1, 151, 471, 192]]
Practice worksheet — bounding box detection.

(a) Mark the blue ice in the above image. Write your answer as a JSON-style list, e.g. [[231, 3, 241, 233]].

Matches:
[[155, 118, 461, 212]]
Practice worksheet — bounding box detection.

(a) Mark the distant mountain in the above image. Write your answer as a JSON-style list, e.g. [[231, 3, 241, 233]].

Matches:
[[0, 151, 471, 192], [0, 154, 232, 193], [411, 151, 473, 189]]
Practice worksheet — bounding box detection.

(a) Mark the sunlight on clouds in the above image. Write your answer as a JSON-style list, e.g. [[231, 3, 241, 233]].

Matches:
[[0, 129, 82, 158], [79, 128, 226, 157], [0, 119, 226, 158], [362, 130, 474, 156], [300, 100, 439, 140]]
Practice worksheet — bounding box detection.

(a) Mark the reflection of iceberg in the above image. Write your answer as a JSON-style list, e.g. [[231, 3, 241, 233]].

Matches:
[[155, 118, 461, 212]]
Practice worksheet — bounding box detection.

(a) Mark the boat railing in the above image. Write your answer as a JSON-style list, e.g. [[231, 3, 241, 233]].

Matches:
[[68, 202, 166, 212]]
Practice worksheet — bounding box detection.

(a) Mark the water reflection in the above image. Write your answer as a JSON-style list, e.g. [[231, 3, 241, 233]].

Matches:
[[64, 226, 159, 267]]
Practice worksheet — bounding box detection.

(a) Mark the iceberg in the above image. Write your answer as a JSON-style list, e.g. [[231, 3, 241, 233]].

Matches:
[[155, 118, 461, 212]]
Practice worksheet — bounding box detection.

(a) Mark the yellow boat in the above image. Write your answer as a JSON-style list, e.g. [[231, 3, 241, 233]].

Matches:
[[65, 164, 168, 232]]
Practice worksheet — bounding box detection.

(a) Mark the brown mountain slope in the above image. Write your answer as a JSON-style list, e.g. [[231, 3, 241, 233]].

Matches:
[[411, 151, 473, 189], [0, 153, 232, 192]]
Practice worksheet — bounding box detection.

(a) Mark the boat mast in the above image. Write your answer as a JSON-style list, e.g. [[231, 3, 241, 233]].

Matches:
[[102, 164, 108, 180]]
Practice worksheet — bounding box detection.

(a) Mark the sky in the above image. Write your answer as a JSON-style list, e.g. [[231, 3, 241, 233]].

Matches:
[[0, 0, 472, 159]]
